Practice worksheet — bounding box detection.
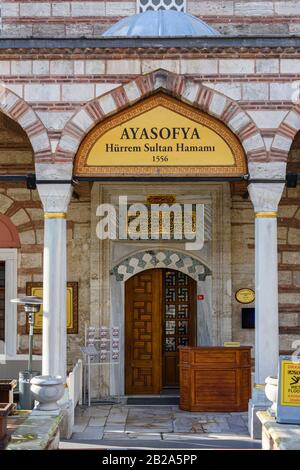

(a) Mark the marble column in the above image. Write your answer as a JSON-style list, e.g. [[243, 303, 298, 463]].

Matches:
[[247, 162, 285, 438], [37, 184, 72, 382]]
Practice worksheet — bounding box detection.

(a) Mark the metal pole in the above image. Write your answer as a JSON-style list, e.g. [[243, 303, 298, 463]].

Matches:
[[88, 355, 91, 407], [28, 313, 34, 374]]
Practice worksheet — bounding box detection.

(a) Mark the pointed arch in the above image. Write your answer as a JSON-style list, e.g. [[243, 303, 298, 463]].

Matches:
[[57, 69, 266, 166], [270, 105, 300, 160], [0, 85, 52, 162]]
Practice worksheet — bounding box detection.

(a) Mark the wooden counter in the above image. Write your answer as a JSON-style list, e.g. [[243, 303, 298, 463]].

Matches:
[[179, 346, 252, 412]]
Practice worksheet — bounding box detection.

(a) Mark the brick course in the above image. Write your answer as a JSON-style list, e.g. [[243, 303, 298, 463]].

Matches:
[[1, 1, 300, 37], [2, 60, 298, 166]]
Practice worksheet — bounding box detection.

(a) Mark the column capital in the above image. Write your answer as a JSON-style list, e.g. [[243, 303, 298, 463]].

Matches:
[[37, 183, 73, 213], [248, 182, 285, 214], [248, 162, 287, 180], [248, 162, 286, 213]]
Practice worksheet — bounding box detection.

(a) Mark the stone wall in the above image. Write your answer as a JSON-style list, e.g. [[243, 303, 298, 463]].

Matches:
[[278, 185, 300, 354], [231, 188, 255, 347], [67, 194, 91, 369], [0, 182, 91, 369], [277, 132, 300, 353], [0, 52, 298, 171], [0, 1, 299, 37], [231, 183, 300, 355]]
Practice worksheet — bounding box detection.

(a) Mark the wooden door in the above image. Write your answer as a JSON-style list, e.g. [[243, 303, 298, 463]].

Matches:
[[125, 268, 196, 394], [125, 269, 162, 395], [162, 270, 196, 388]]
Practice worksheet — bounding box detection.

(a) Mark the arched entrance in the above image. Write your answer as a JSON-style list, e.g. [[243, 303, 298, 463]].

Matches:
[[125, 268, 196, 395], [71, 75, 251, 399]]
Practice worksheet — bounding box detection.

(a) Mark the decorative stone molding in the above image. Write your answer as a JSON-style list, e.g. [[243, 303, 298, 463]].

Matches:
[[0, 84, 52, 161], [110, 249, 211, 282], [35, 163, 73, 181], [58, 69, 266, 165], [271, 105, 300, 159], [138, 0, 185, 13], [37, 184, 73, 213]]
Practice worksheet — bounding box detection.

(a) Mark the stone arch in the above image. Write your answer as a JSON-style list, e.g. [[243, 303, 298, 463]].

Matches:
[[287, 127, 300, 173], [0, 214, 20, 248], [0, 85, 52, 162], [110, 249, 211, 282], [58, 69, 266, 166], [270, 105, 300, 161], [0, 193, 37, 246]]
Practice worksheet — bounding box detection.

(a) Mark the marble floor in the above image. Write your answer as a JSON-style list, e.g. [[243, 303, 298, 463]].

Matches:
[[59, 403, 262, 449]]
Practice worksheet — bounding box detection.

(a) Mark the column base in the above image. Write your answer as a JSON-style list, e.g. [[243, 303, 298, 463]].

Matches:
[[248, 388, 272, 439]]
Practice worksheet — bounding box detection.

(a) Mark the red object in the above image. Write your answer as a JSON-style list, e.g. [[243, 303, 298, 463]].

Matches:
[[0, 214, 20, 248], [197, 294, 204, 301]]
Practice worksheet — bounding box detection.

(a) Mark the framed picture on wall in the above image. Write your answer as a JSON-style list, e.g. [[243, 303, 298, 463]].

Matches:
[[25, 282, 78, 334]]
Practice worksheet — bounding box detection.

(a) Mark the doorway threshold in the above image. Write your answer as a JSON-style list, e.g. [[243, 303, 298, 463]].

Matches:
[[126, 395, 179, 406]]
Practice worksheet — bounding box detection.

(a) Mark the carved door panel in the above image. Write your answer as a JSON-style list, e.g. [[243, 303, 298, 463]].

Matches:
[[125, 269, 162, 395], [162, 270, 196, 388]]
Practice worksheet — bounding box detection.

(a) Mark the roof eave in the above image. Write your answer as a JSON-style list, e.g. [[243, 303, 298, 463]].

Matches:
[[1, 35, 300, 49]]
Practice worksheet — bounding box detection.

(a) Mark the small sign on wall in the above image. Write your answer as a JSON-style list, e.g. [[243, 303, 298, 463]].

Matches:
[[235, 288, 255, 304], [197, 294, 205, 301], [277, 356, 300, 424]]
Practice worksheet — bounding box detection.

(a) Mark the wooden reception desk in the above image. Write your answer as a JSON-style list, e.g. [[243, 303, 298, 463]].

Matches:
[[179, 346, 252, 412]]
